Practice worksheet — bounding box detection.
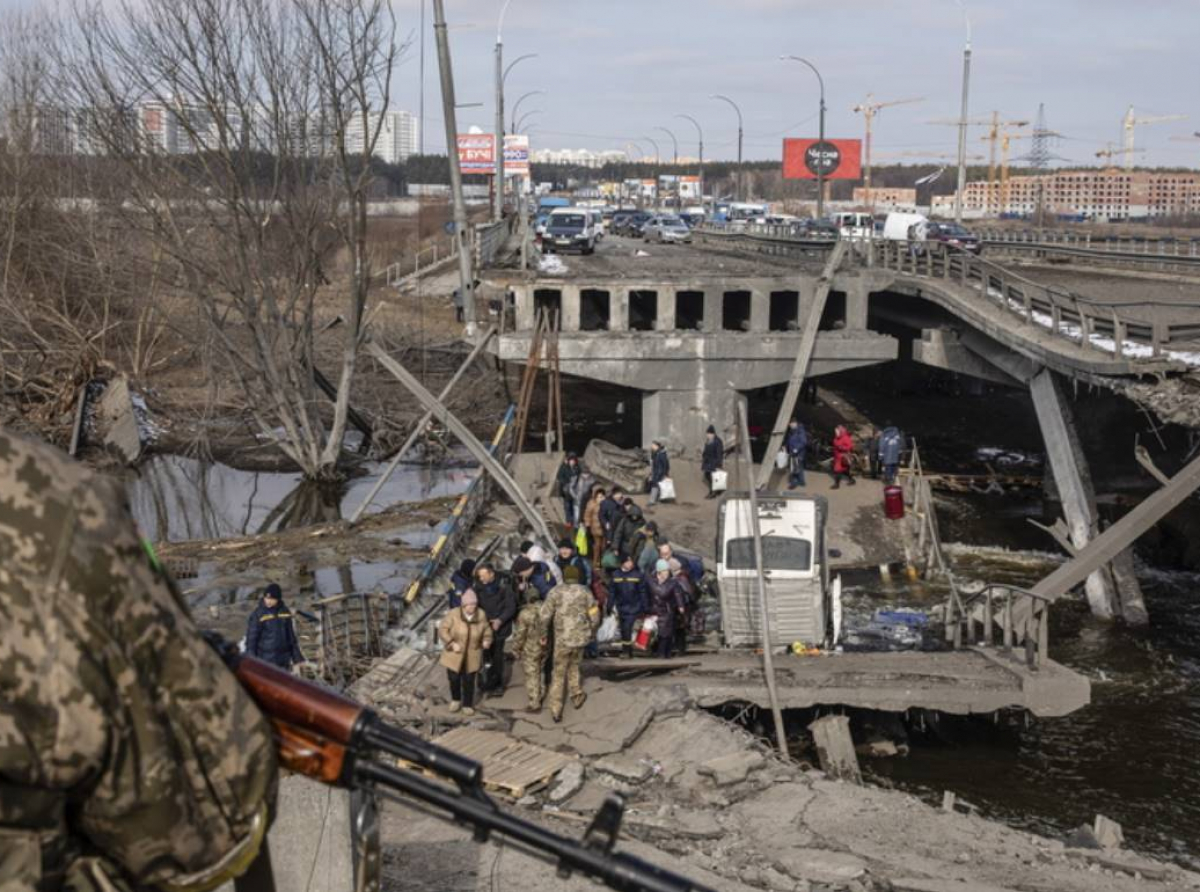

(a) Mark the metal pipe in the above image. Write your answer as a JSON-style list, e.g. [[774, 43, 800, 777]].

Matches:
[[711, 94, 743, 201]]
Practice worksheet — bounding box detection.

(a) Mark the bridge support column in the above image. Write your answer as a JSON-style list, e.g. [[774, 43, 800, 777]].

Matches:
[[845, 280, 870, 330], [656, 290, 676, 332], [561, 285, 581, 332], [1029, 369, 1146, 624], [702, 291, 721, 333], [643, 388, 743, 453], [515, 286, 535, 330], [610, 287, 629, 332], [750, 290, 769, 333]]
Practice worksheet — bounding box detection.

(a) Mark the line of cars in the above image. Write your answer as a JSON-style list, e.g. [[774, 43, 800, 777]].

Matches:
[[537, 206, 703, 253]]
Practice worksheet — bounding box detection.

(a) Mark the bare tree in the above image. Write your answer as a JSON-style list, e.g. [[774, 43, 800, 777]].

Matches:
[[62, 0, 402, 480]]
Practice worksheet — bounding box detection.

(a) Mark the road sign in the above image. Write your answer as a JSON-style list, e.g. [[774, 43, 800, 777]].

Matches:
[[782, 138, 862, 180], [504, 135, 530, 176]]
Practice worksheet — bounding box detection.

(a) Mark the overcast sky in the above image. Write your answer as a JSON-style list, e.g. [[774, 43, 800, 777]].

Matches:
[[387, 0, 1200, 167]]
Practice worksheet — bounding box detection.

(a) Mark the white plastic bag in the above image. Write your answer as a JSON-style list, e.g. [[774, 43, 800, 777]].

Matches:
[[710, 469, 728, 492], [597, 613, 620, 645], [657, 477, 676, 502], [775, 449, 788, 470]]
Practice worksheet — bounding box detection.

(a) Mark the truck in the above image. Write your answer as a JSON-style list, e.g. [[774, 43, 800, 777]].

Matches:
[[715, 493, 836, 650]]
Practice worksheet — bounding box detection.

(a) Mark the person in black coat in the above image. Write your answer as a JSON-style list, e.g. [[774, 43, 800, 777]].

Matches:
[[599, 487, 627, 544], [245, 583, 304, 669], [701, 425, 724, 498], [447, 558, 476, 609], [556, 453, 583, 526], [647, 441, 670, 505], [609, 554, 648, 658], [555, 537, 592, 586], [784, 419, 808, 489], [473, 563, 518, 694]]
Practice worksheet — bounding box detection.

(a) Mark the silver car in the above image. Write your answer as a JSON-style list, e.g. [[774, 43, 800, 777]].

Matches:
[[642, 215, 693, 244]]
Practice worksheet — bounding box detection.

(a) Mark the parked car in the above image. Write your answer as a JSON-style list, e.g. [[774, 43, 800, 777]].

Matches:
[[925, 221, 982, 254], [795, 218, 839, 239], [614, 211, 652, 236], [542, 208, 599, 254], [642, 215, 693, 244]]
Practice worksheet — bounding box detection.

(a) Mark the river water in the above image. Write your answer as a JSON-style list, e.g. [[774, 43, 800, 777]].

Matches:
[[850, 490, 1200, 868]]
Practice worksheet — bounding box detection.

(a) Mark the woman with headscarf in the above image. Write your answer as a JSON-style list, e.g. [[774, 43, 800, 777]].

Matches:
[[831, 425, 857, 489], [646, 559, 688, 659], [438, 590, 493, 716]]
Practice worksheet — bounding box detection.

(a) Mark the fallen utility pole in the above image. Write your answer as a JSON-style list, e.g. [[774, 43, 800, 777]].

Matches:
[[755, 240, 847, 490], [350, 327, 496, 524], [432, 0, 477, 336], [736, 400, 789, 759], [366, 341, 554, 546], [1031, 449, 1200, 602]]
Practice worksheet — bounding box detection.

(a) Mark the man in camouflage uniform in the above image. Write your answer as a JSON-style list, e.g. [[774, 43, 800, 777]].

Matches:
[[539, 565, 599, 723], [0, 428, 278, 891], [509, 590, 548, 713]]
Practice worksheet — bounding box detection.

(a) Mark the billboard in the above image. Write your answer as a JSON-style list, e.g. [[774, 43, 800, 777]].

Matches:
[[503, 134, 530, 176], [782, 138, 862, 180], [457, 134, 495, 174]]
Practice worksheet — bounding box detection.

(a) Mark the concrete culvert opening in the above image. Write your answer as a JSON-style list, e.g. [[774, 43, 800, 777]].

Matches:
[[580, 289, 611, 331], [770, 290, 800, 331], [629, 290, 658, 331], [675, 291, 704, 330], [534, 288, 563, 323], [820, 290, 847, 331], [722, 291, 752, 331]]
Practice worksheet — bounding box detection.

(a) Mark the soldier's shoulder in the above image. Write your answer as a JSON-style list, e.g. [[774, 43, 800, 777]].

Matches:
[[0, 427, 111, 532]]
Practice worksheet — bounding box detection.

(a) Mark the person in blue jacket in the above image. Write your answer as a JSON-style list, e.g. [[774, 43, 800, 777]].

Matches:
[[878, 425, 904, 485], [784, 418, 808, 489], [245, 583, 304, 669], [447, 558, 476, 609], [609, 554, 648, 658], [512, 555, 558, 600], [555, 537, 592, 586]]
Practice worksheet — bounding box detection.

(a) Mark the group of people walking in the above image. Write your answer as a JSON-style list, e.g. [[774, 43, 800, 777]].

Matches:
[[783, 418, 905, 490]]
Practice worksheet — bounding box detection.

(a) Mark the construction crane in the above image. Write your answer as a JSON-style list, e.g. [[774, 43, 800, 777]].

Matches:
[[851, 94, 924, 200], [1096, 143, 1146, 172], [1122, 106, 1185, 170], [929, 112, 1028, 215]]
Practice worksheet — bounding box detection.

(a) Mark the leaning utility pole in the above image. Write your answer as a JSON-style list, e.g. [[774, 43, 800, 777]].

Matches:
[[432, 0, 476, 335], [737, 401, 789, 759]]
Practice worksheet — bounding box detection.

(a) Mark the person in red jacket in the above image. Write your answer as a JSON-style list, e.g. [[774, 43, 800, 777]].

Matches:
[[831, 425, 857, 489]]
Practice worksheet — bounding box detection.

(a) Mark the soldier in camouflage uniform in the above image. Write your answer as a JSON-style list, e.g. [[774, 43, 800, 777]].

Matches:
[[0, 428, 278, 891], [539, 565, 600, 723], [509, 590, 549, 713]]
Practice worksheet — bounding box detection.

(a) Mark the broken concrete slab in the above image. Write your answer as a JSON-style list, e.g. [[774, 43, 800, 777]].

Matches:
[[733, 782, 817, 840], [625, 808, 724, 841], [95, 375, 143, 464], [809, 714, 862, 784], [775, 847, 867, 884], [892, 880, 1022, 892], [697, 750, 766, 787], [547, 761, 585, 804], [594, 754, 654, 783], [1093, 813, 1124, 851], [625, 710, 761, 794]]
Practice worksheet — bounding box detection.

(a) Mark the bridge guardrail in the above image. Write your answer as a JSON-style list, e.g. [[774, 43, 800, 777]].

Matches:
[[977, 230, 1200, 274], [978, 228, 1200, 256], [872, 239, 1197, 360], [945, 583, 1053, 668]]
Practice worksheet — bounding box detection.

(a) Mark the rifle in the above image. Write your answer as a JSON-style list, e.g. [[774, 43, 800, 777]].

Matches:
[[207, 636, 714, 892]]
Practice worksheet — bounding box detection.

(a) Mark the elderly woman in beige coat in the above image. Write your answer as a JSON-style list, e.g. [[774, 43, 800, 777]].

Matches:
[[438, 589, 493, 715]]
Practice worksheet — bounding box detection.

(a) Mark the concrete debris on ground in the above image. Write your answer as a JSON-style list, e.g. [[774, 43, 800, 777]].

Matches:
[[366, 666, 1200, 892]]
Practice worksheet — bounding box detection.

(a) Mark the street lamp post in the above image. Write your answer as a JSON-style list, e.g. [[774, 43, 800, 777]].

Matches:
[[493, 0, 516, 222], [953, 0, 972, 224], [510, 88, 543, 134], [711, 94, 743, 202], [676, 113, 704, 212], [643, 136, 661, 165], [655, 127, 679, 209], [780, 55, 826, 218], [515, 109, 542, 133]]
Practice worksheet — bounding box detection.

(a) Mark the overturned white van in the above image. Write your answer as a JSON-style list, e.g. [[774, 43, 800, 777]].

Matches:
[[716, 493, 833, 649]]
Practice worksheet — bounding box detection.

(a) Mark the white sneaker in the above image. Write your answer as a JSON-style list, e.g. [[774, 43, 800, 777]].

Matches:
[[462, 707, 476, 717], [448, 701, 462, 713]]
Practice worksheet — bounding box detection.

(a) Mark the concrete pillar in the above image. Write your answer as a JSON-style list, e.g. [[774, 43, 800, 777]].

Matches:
[[1029, 368, 1145, 622], [561, 285, 581, 332], [610, 287, 629, 332], [796, 280, 817, 325], [657, 288, 676, 331], [515, 286, 535, 331], [703, 290, 722, 333], [642, 388, 744, 453], [749, 289, 769, 333], [845, 280, 870, 330]]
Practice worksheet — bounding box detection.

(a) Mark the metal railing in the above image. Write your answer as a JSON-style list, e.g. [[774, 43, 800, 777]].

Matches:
[[977, 229, 1200, 274], [385, 237, 458, 288], [872, 239, 1199, 358], [943, 583, 1054, 669]]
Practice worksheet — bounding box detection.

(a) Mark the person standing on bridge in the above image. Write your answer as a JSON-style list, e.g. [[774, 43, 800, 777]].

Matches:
[[878, 425, 904, 485], [701, 425, 725, 498], [832, 425, 857, 489], [785, 418, 808, 489], [556, 452, 583, 526], [539, 565, 599, 723]]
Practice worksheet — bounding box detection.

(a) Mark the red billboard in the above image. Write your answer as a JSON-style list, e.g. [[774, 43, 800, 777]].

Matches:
[[782, 138, 862, 180], [457, 134, 495, 174]]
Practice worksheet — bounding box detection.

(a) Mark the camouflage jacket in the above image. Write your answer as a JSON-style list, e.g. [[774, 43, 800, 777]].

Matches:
[[538, 583, 599, 650], [509, 601, 547, 661], [0, 428, 277, 891]]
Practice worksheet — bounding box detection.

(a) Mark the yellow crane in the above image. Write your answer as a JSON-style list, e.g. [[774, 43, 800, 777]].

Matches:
[[994, 131, 1029, 213], [1123, 106, 1185, 170], [928, 111, 1028, 215], [1096, 143, 1146, 172], [851, 94, 924, 201]]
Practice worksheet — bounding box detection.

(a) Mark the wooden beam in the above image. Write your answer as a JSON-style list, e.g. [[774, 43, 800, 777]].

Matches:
[[755, 240, 848, 490]]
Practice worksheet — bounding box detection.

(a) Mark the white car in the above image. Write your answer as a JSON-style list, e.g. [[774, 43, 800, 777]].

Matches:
[[642, 216, 693, 244]]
